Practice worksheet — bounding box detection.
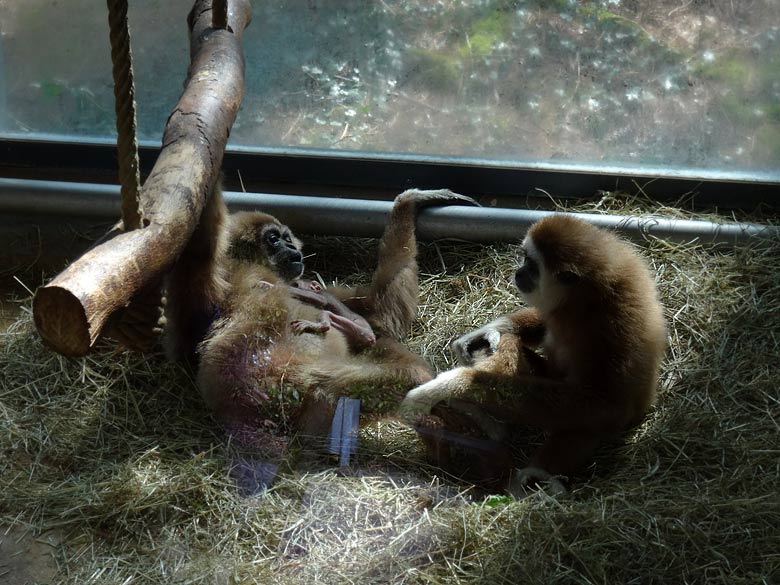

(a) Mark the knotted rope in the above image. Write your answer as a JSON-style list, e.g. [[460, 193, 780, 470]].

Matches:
[[106, 0, 143, 231], [104, 0, 159, 351]]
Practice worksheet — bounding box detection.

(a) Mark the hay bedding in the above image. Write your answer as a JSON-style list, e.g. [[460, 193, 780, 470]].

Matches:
[[1, 196, 779, 584]]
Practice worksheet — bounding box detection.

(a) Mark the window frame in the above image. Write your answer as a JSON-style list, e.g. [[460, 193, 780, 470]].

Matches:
[[2, 134, 779, 212]]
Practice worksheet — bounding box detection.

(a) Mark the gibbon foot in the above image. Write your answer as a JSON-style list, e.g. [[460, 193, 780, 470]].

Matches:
[[290, 318, 330, 335]]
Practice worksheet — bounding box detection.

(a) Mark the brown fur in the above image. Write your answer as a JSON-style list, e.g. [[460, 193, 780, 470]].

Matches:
[[165, 187, 477, 454], [401, 214, 667, 487]]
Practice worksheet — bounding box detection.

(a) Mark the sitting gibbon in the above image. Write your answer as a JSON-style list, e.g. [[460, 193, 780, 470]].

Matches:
[[401, 214, 668, 491], [164, 185, 476, 457]]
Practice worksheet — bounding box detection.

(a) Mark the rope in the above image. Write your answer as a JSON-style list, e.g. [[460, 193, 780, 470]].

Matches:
[[106, 0, 143, 231], [213, 0, 229, 30]]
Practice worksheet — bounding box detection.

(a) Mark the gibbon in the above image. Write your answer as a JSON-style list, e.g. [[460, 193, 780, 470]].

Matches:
[[164, 185, 476, 457], [401, 214, 667, 491]]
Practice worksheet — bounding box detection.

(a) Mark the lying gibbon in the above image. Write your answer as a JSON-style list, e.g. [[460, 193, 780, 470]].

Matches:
[[165, 185, 476, 457], [401, 214, 667, 492]]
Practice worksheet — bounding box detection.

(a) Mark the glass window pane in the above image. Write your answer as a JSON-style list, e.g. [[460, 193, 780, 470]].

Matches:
[[0, 0, 190, 140], [1, 0, 778, 176]]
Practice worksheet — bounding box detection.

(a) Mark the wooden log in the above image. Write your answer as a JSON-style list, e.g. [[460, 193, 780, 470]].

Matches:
[[33, 0, 252, 358]]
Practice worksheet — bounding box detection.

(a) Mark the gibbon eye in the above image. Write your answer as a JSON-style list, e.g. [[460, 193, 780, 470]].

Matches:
[[265, 230, 281, 246], [282, 233, 293, 244], [522, 255, 539, 276]]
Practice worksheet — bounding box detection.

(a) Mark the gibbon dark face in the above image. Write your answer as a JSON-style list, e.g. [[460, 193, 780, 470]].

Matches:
[[261, 224, 304, 282], [514, 249, 539, 294], [514, 221, 583, 316], [228, 212, 304, 283]]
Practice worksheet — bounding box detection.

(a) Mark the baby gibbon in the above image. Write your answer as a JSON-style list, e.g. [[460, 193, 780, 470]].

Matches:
[[401, 214, 667, 491], [288, 279, 377, 349]]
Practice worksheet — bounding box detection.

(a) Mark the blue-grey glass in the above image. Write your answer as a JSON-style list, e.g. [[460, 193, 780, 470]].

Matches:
[[0, 0, 188, 140], [1, 0, 778, 174]]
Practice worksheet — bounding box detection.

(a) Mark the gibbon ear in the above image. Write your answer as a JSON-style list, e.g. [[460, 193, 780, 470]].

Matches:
[[556, 269, 580, 286]]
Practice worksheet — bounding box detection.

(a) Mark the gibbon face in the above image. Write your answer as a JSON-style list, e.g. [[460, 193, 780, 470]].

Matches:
[[515, 233, 575, 315], [229, 212, 305, 282], [260, 223, 305, 282], [514, 215, 599, 315]]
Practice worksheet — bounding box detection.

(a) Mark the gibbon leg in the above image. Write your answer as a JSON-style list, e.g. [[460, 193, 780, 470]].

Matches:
[[483, 375, 622, 434], [364, 189, 477, 339], [510, 431, 602, 496], [416, 414, 516, 488], [294, 189, 476, 441], [400, 334, 526, 424], [305, 189, 476, 346], [307, 338, 433, 407], [402, 360, 617, 434], [295, 337, 434, 442], [403, 368, 620, 487], [401, 335, 527, 487]]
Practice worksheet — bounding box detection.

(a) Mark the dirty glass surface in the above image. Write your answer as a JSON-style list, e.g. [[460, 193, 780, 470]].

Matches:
[[0, 0, 778, 175]]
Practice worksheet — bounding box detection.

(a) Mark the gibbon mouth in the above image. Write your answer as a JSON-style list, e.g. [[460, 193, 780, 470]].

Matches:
[[279, 261, 305, 282]]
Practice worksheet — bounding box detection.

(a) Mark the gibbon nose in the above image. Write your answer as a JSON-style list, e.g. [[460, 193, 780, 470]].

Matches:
[[289, 248, 303, 263]]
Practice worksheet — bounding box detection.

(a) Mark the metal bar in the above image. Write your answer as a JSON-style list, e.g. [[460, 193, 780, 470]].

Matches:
[[3, 132, 780, 184], [0, 178, 776, 246]]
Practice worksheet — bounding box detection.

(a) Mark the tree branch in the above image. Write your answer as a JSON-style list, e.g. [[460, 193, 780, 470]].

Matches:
[[33, 0, 252, 357]]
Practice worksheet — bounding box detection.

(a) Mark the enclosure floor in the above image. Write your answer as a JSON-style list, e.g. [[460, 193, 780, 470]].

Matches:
[[0, 525, 60, 584], [1, 294, 24, 333]]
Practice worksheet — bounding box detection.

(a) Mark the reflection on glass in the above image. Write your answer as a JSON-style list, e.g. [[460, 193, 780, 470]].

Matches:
[[1, 0, 778, 173]]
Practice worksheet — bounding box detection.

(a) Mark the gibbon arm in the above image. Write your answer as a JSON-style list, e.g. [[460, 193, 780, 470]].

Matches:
[[451, 308, 544, 366]]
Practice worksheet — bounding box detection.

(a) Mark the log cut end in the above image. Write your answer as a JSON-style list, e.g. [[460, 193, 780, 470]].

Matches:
[[33, 286, 91, 358]]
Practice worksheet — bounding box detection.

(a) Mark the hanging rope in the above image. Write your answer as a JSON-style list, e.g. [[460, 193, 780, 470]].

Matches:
[[103, 0, 157, 352], [213, 0, 229, 30], [106, 0, 143, 231]]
